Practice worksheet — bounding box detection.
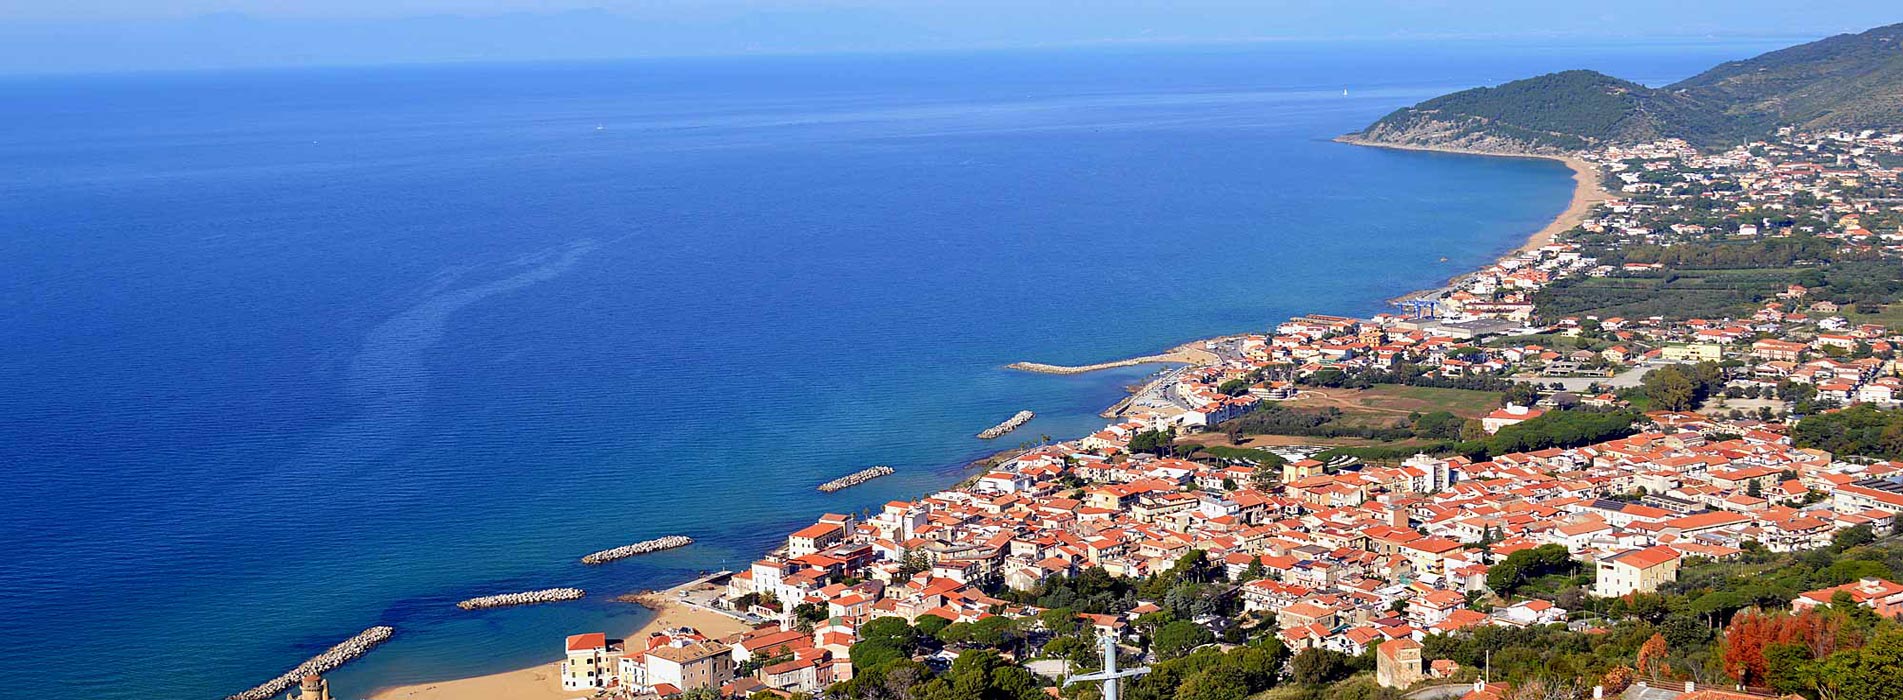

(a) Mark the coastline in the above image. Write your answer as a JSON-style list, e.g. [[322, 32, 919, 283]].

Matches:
[[367, 579, 752, 700], [354, 137, 1605, 700], [1331, 136, 1609, 303]]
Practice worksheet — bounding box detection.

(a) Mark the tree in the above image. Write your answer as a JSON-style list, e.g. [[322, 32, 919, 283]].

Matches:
[[1153, 620, 1215, 661], [916, 614, 954, 637], [1762, 642, 1814, 696], [1599, 666, 1636, 695], [1504, 382, 1539, 407], [1816, 628, 1903, 700], [966, 616, 1018, 647], [1486, 544, 1578, 595], [794, 602, 829, 626], [1175, 666, 1250, 700], [1637, 633, 1669, 680], [1644, 366, 1700, 411], [1130, 429, 1176, 456], [1039, 608, 1079, 636], [1249, 465, 1278, 490], [1412, 411, 1466, 440], [1793, 404, 1903, 460], [1240, 556, 1266, 583], [1166, 550, 1213, 585], [861, 617, 921, 649], [898, 550, 932, 578], [1722, 610, 1844, 687], [1289, 648, 1350, 686], [989, 666, 1041, 700], [1833, 524, 1876, 552], [851, 640, 907, 671]]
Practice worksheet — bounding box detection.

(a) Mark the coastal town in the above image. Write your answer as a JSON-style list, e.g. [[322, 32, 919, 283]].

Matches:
[[399, 128, 1903, 700]]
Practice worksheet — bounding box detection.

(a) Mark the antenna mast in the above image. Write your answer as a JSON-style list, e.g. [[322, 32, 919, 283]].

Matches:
[[1063, 633, 1151, 700]]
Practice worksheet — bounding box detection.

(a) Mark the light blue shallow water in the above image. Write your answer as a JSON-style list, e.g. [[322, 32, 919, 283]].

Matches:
[[0, 39, 1786, 699]]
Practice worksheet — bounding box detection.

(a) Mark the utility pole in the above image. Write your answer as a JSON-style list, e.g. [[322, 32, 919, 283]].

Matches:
[[1063, 633, 1150, 700]]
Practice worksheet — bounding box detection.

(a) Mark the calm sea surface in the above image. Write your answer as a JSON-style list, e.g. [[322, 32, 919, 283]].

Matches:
[[0, 39, 1786, 699]]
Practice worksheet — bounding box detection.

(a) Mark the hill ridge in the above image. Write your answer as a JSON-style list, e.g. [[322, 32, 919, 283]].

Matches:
[[1350, 22, 1903, 154]]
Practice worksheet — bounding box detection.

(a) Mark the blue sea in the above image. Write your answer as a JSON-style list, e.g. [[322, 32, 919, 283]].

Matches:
[[0, 39, 1789, 699]]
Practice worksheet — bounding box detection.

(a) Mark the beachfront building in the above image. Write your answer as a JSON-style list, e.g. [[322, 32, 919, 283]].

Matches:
[[646, 640, 735, 692], [561, 632, 624, 692], [788, 521, 845, 557]]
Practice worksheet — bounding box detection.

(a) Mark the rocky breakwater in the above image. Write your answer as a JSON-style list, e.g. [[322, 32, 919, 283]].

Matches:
[[581, 535, 694, 565], [976, 410, 1034, 439], [817, 465, 894, 493], [227, 626, 394, 700], [1009, 358, 1160, 374], [457, 587, 586, 610]]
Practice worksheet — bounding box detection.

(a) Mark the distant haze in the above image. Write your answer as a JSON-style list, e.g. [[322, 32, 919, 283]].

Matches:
[[0, 1, 1896, 74]]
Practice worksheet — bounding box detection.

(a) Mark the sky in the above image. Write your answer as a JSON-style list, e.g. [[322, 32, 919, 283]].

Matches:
[[0, 1, 1896, 74]]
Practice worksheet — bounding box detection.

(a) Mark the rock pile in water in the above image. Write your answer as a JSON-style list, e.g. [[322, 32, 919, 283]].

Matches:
[[227, 626, 394, 700], [581, 535, 693, 565], [977, 410, 1035, 439], [457, 588, 586, 610], [817, 465, 895, 492]]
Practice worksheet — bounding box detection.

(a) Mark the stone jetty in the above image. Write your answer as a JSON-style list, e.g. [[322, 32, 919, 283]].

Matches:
[[581, 535, 693, 565], [227, 625, 394, 700], [976, 410, 1034, 439], [1008, 358, 1164, 374], [817, 465, 894, 493], [456, 587, 586, 610]]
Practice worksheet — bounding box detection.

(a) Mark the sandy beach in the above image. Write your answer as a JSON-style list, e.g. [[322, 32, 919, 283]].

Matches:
[[368, 582, 753, 700], [1333, 137, 1610, 302], [1511, 154, 1610, 255]]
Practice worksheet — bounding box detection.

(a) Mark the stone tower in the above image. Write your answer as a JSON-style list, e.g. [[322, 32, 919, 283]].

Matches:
[[297, 675, 331, 700]]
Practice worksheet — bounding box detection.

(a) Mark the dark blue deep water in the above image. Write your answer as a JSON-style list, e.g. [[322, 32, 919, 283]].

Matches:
[[0, 39, 1787, 699]]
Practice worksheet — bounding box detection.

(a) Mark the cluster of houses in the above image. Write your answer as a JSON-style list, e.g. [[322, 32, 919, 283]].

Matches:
[[678, 406, 1903, 697], [1592, 130, 1903, 253]]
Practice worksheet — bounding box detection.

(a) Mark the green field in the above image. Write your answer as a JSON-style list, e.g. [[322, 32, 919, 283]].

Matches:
[[1533, 267, 1803, 320], [1349, 384, 1504, 418], [1843, 302, 1903, 331]]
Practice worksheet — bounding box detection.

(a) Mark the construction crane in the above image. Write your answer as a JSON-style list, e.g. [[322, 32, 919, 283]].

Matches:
[[1062, 633, 1150, 700]]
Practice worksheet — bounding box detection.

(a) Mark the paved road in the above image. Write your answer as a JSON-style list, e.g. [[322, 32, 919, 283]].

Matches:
[[1404, 682, 1473, 700], [1119, 366, 1194, 415], [1512, 362, 1654, 391]]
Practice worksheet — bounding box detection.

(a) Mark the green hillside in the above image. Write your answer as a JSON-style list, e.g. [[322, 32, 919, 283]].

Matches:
[[1350, 22, 1903, 153]]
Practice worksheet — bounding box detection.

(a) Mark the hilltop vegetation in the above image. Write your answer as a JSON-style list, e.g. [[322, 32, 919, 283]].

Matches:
[[1351, 22, 1903, 153], [1352, 70, 1694, 154]]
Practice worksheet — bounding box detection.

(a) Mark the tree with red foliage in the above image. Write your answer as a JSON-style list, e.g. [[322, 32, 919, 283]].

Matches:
[[1722, 610, 1846, 686], [1637, 633, 1669, 680]]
